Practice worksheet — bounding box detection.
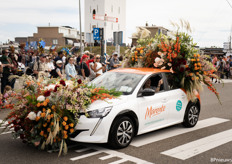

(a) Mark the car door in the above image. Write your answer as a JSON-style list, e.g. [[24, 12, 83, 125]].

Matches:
[[137, 73, 170, 135], [163, 73, 188, 124]]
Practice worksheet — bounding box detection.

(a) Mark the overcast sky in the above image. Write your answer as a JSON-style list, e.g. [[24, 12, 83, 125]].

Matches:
[[0, 0, 231, 47]]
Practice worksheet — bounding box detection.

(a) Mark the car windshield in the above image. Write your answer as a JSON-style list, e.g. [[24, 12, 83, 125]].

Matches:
[[89, 72, 144, 95]]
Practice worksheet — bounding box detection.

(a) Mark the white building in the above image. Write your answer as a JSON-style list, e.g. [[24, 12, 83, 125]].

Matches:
[[85, 0, 126, 45]]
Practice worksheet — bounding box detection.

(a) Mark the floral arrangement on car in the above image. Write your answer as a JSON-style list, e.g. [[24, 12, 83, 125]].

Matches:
[[0, 77, 121, 156], [124, 20, 221, 102]]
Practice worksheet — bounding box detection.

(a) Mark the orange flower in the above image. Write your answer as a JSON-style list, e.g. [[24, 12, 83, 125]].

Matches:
[[63, 134, 68, 139], [37, 103, 41, 108], [45, 98, 49, 103], [63, 130, 67, 135], [40, 131, 44, 136], [134, 51, 138, 55], [40, 112, 46, 118], [192, 77, 195, 81], [197, 59, 200, 61], [140, 50, 144, 54], [185, 65, 189, 68], [51, 114, 54, 118], [43, 102, 47, 107], [196, 77, 199, 80], [51, 122, 54, 126], [47, 109, 51, 113], [63, 116, 68, 122], [62, 121, 66, 126], [70, 129, 74, 133], [42, 108, 46, 112], [47, 115, 51, 120], [43, 123, 47, 127], [194, 54, 197, 57], [196, 72, 199, 75], [53, 139, 56, 143], [47, 128, 51, 132], [36, 116, 40, 121], [51, 105, 56, 110], [189, 73, 193, 76], [65, 125, 69, 130], [69, 123, 74, 128], [44, 134, 48, 138]]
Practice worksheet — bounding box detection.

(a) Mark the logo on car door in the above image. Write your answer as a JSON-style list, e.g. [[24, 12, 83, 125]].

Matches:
[[145, 105, 166, 120]]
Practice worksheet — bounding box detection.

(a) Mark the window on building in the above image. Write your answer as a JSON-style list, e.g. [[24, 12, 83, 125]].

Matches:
[[53, 39, 58, 45], [118, 7, 120, 14], [111, 5, 113, 13]]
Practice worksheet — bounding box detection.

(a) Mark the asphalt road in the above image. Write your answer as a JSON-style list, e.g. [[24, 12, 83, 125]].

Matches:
[[0, 80, 232, 164]]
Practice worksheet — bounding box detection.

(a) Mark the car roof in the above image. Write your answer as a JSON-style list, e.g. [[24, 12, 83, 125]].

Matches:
[[110, 68, 171, 75]]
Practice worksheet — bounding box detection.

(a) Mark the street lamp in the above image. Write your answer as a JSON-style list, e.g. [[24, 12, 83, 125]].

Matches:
[[79, 0, 83, 56]]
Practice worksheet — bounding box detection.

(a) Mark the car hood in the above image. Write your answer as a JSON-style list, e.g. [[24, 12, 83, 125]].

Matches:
[[87, 95, 128, 111]]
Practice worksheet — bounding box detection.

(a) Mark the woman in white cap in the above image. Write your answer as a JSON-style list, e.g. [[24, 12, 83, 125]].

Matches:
[[94, 55, 105, 77], [50, 60, 63, 78]]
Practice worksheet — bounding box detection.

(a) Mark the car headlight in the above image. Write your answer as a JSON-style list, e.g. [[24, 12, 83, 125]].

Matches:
[[87, 106, 113, 118]]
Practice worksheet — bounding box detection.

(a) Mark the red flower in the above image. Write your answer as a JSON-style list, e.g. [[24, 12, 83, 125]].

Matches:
[[44, 90, 51, 97], [60, 80, 66, 86], [180, 67, 185, 72], [53, 85, 60, 92], [77, 79, 82, 84]]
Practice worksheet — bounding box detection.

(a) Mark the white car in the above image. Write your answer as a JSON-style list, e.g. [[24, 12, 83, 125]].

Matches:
[[72, 68, 201, 148]]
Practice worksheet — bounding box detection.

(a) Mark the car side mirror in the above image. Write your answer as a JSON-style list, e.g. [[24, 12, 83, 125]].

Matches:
[[141, 88, 155, 97]]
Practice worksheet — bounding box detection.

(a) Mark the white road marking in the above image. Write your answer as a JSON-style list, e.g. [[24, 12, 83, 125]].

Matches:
[[221, 79, 232, 83], [99, 154, 115, 160], [0, 131, 13, 135], [161, 129, 232, 160], [108, 159, 128, 164], [75, 148, 92, 153], [70, 151, 102, 161], [70, 145, 154, 164], [131, 117, 229, 147]]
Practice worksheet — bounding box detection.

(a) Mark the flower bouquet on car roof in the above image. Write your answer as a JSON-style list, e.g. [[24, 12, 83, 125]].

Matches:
[[125, 20, 221, 102], [0, 77, 121, 156]]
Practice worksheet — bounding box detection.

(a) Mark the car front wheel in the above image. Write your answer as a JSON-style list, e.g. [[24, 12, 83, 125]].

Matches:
[[108, 116, 135, 149], [182, 104, 200, 128]]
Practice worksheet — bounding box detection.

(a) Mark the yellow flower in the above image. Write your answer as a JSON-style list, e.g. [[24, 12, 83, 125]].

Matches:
[[196, 77, 199, 80], [140, 50, 144, 54], [47, 109, 51, 113]]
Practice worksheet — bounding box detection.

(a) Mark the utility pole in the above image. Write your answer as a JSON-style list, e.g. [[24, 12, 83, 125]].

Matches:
[[79, 0, 83, 56]]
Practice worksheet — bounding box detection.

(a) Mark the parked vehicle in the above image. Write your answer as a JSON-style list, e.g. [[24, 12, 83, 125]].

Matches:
[[71, 68, 201, 148]]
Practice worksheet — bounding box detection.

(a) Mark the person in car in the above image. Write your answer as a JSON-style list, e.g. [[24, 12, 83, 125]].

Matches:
[[144, 78, 163, 93]]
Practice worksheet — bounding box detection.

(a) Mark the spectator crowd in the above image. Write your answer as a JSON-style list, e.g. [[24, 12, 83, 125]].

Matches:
[[0, 49, 123, 96]]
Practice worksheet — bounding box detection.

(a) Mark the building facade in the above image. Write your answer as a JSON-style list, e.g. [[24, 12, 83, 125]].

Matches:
[[85, 0, 126, 44], [131, 24, 169, 46], [15, 26, 84, 47]]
